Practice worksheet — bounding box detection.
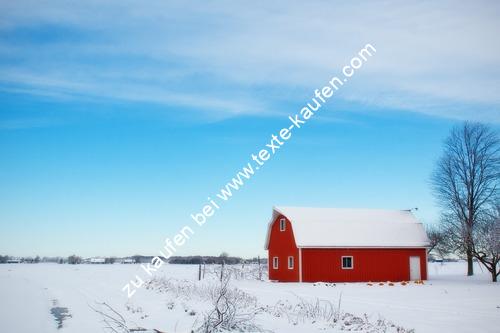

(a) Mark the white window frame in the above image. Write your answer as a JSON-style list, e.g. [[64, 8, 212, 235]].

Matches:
[[341, 256, 353, 270], [288, 256, 294, 270], [273, 257, 279, 269], [279, 218, 286, 231]]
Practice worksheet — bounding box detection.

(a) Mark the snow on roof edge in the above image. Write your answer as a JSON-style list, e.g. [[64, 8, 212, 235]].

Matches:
[[265, 206, 430, 249]]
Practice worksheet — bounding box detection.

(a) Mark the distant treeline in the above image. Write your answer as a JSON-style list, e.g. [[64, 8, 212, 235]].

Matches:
[[0, 255, 118, 264], [168, 256, 267, 265], [0, 255, 41, 263], [168, 255, 243, 265], [0, 254, 267, 265]]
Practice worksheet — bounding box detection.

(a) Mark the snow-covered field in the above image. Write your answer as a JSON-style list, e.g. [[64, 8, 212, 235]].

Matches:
[[0, 262, 498, 332]]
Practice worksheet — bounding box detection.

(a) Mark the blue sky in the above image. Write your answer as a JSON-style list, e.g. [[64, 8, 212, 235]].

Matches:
[[1, 1, 499, 257]]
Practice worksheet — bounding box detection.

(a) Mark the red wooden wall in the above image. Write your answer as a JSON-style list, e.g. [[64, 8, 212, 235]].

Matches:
[[301, 248, 427, 282]]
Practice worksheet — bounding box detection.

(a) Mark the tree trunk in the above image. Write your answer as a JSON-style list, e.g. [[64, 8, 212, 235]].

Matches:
[[493, 267, 498, 282], [466, 248, 474, 276]]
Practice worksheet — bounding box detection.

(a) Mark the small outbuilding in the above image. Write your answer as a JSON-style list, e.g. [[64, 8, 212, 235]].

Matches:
[[265, 207, 430, 283], [89, 258, 106, 264]]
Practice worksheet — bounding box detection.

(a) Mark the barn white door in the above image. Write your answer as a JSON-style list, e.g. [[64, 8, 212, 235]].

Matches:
[[409, 256, 421, 280]]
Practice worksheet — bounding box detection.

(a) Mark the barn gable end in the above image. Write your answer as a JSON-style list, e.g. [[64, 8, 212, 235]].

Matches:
[[267, 214, 300, 282]]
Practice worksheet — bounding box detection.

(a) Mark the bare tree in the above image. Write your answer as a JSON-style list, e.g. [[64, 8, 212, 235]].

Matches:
[[426, 224, 445, 254], [68, 255, 82, 265], [425, 224, 451, 260], [105, 257, 116, 264], [0, 255, 9, 264], [432, 122, 499, 275], [472, 206, 500, 282]]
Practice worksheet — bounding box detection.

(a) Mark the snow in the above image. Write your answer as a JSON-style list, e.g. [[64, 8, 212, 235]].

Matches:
[[265, 207, 430, 248], [0, 262, 498, 332]]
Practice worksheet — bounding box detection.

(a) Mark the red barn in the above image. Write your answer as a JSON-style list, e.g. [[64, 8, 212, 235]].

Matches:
[[265, 207, 430, 283]]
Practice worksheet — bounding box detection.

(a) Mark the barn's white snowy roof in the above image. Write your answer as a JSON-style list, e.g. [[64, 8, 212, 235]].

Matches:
[[264, 206, 430, 249]]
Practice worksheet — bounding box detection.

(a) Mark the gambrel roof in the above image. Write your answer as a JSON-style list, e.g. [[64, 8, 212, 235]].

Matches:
[[265, 206, 430, 249]]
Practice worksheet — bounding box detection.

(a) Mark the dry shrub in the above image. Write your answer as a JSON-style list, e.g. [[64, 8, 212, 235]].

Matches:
[[196, 275, 262, 333], [268, 295, 414, 333]]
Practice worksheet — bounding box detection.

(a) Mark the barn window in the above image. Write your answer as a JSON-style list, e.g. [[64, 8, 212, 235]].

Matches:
[[288, 256, 294, 269], [280, 218, 286, 231], [273, 257, 279, 269], [341, 256, 353, 269]]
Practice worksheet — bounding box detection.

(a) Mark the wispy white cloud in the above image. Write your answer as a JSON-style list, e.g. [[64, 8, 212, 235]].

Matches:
[[1, 0, 499, 121]]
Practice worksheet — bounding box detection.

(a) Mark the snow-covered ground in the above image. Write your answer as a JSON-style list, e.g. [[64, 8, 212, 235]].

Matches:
[[0, 262, 498, 332]]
